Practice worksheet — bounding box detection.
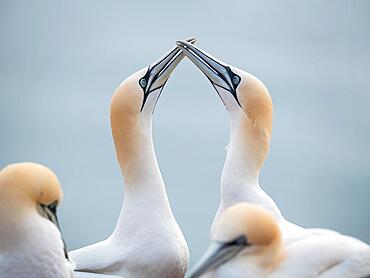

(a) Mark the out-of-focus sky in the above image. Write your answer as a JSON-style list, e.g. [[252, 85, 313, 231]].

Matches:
[[1, 0, 369, 265]]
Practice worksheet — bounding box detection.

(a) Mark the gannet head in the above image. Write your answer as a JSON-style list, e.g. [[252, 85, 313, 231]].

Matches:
[[177, 41, 272, 171], [0, 162, 69, 259], [110, 38, 196, 171], [187, 203, 281, 278], [0, 162, 62, 205], [111, 38, 196, 129]]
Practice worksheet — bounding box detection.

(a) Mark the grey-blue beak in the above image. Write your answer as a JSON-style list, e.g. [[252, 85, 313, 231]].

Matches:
[[176, 40, 241, 107], [187, 235, 248, 278], [139, 37, 197, 111]]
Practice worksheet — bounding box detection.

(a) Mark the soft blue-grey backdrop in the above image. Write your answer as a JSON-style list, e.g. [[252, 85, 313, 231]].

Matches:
[[1, 0, 369, 266]]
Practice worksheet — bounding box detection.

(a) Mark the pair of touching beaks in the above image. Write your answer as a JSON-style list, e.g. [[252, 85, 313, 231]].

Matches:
[[138, 37, 243, 112]]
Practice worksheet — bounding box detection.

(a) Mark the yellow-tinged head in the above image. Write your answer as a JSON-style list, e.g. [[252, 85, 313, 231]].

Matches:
[[232, 68, 273, 134], [0, 162, 62, 207], [110, 38, 197, 134], [0, 162, 69, 260], [177, 40, 272, 128], [110, 39, 196, 170], [213, 202, 281, 246], [187, 203, 282, 278], [177, 41, 273, 172]]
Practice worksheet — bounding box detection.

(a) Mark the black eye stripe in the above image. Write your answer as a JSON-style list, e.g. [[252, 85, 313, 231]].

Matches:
[[217, 235, 249, 247], [139, 67, 154, 111]]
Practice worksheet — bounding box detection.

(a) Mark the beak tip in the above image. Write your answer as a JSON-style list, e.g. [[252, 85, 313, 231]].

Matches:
[[177, 39, 188, 45], [187, 37, 197, 43], [176, 41, 190, 52], [183, 37, 197, 43]]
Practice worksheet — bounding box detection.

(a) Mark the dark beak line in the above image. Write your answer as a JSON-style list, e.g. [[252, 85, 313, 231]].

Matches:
[[148, 37, 197, 84], [149, 50, 183, 93], [139, 37, 197, 111], [183, 44, 224, 77], [176, 40, 231, 87], [176, 40, 242, 107], [187, 235, 248, 278], [42, 202, 70, 260]]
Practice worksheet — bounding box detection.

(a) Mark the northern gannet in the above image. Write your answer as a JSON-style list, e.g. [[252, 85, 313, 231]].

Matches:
[[0, 162, 73, 278], [70, 39, 196, 278], [187, 202, 370, 278], [176, 40, 296, 232]]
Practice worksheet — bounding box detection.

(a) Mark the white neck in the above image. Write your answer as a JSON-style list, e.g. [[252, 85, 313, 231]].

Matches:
[[220, 124, 260, 206], [216, 114, 283, 225], [112, 115, 174, 236]]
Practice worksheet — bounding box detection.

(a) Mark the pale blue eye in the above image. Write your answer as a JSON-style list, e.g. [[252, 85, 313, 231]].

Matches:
[[232, 75, 240, 85], [139, 78, 147, 88]]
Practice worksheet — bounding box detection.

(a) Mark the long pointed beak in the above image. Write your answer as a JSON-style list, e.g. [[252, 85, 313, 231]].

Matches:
[[42, 202, 70, 260], [187, 236, 248, 278], [176, 40, 241, 106], [140, 37, 196, 111]]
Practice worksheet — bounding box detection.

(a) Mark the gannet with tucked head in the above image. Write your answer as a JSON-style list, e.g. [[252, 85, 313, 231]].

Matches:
[[0, 162, 73, 278], [70, 39, 196, 278], [188, 203, 370, 278]]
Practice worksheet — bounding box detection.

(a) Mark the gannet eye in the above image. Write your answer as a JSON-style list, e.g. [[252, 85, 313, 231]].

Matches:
[[139, 78, 147, 88], [232, 75, 240, 86], [39, 201, 58, 223]]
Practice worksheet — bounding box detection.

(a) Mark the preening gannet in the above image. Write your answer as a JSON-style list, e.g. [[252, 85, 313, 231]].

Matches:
[[70, 39, 196, 278], [0, 162, 73, 278], [187, 203, 370, 278]]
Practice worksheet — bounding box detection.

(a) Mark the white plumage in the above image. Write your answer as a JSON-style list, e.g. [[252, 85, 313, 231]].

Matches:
[[178, 40, 370, 278], [69, 41, 196, 277]]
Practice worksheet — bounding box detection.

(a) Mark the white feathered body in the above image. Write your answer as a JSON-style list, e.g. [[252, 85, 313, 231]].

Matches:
[[70, 191, 189, 278], [0, 209, 73, 278]]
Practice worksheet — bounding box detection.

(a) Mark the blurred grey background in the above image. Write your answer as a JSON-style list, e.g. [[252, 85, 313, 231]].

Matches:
[[1, 0, 369, 266]]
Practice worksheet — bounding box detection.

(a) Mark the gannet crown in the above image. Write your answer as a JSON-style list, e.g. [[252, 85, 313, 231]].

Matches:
[[0, 162, 62, 206]]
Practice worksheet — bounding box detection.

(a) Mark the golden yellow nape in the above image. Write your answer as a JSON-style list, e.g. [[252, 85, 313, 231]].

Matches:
[[0, 162, 62, 206], [236, 70, 273, 135], [213, 203, 281, 246], [110, 69, 145, 135]]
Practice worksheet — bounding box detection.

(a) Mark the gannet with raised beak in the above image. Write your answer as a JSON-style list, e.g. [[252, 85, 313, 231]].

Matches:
[[0, 162, 73, 278], [187, 203, 370, 278], [176, 40, 294, 232], [70, 39, 196, 278], [176, 40, 368, 238]]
